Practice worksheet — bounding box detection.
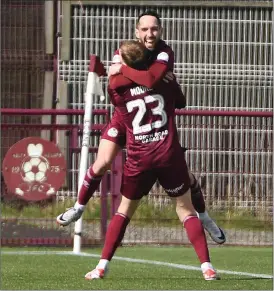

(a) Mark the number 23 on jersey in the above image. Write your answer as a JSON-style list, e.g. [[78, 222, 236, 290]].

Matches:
[[126, 94, 167, 135]]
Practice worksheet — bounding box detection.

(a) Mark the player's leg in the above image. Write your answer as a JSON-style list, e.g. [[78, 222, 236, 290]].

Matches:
[[77, 138, 121, 205], [181, 147, 206, 214], [85, 196, 140, 280], [56, 138, 121, 226], [57, 112, 126, 226], [182, 148, 226, 244], [189, 170, 226, 244], [158, 155, 219, 280], [174, 191, 219, 280], [85, 170, 156, 280]]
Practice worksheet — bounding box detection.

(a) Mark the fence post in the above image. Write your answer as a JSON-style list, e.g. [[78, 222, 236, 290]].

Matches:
[[41, 72, 54, 141]]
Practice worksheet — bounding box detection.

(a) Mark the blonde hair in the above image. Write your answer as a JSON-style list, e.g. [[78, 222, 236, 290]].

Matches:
[[120, 40, 146, 69]]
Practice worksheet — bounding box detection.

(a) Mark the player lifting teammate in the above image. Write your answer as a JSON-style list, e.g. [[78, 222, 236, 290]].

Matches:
[[84, 40, 219, 281], [57, 10, 225, 245]]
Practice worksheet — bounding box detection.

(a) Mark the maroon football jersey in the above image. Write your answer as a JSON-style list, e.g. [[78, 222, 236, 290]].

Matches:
[[108, 78, 184, 175], [149, 39, 174, 71]]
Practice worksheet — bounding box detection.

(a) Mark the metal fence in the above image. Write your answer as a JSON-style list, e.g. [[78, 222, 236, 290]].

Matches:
[[1, 0, 55, 163], [1, 1, 273, 246], [59, 1, 273, 111], [1, 109, 112, 247], [57, 1, 273, 207], [1, 0, 54, 110], [1, 109, 272, 246]]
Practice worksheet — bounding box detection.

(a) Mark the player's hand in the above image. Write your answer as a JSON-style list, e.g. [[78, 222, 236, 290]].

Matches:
[[108, 63, 122, 76], [163, 71, 175, 83]]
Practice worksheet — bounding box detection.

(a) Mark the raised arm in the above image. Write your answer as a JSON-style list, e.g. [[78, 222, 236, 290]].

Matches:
[[120, 62, 167, 88], [120, 51, 174, 89], [109, 62, 167, 89], [109, 53, 171, 89]]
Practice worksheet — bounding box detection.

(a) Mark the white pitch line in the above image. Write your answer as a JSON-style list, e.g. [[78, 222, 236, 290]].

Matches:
[[2, 250, 273, 279]]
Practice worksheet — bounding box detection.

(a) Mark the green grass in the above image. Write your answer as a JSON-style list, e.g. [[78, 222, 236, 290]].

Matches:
[[1, 198, 273, 231], [1, 246, 273, 290]]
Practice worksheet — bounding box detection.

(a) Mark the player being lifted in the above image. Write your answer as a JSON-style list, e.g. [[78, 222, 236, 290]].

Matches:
[[57, 10, 225, 245], [85, 40, 219, 281]]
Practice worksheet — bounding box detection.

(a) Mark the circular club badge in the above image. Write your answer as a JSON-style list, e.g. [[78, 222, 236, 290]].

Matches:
[[2, 137, 67, 201]]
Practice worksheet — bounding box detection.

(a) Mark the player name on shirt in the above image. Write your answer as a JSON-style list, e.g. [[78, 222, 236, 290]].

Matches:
[[130, 86, 152, 96]]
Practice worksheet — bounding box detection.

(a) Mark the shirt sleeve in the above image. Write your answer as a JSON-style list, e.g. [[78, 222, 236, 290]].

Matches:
[[107, 86, 118, 107], [120, 51, 173, 89]]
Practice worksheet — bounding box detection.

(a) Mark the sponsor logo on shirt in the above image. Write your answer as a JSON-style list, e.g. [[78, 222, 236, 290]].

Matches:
[[107, 127, 118, 137], [134, 130, 168, 144]]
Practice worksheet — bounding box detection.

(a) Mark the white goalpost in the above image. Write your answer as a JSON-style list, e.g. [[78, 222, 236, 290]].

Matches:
[[73, 55, 106, 254]]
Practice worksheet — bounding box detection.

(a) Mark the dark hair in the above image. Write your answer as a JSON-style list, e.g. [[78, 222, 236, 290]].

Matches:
[[120, 40, 148, 70], [137, 10, 161, 26]]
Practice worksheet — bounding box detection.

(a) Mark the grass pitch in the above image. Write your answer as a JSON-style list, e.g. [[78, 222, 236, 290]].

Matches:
[[1, 246, 273, 290]]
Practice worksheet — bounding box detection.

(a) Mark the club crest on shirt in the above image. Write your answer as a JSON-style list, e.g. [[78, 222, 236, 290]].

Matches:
[[107, 127, 118, 137]]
